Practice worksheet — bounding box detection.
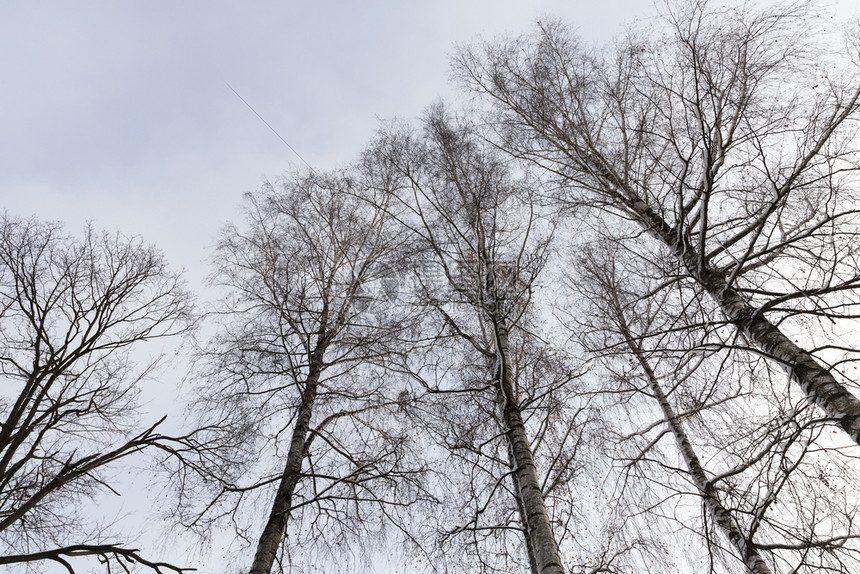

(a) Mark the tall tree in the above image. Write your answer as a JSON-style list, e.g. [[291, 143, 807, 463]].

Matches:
[[173, 170, 426, 574], [456, 0, 860, 446], [0, 215, 192, 573], [371, 107, 596, 574], [568, 237, 860, 573]]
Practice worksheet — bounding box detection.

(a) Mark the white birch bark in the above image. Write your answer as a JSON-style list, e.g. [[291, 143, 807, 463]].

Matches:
[[614, 310, 773, 574], [621, 195, 860, 445], [491, 317, 565, 574]]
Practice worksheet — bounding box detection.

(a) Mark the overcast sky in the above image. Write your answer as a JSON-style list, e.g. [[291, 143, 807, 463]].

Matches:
[[2, 1, 857, 572], [0, 0, 651, 295], [3, 0, 854, 290]]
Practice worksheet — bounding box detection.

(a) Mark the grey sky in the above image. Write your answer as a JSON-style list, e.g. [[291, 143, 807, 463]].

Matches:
[[1, 0, 643, 293], [2, 1, 856, 285]]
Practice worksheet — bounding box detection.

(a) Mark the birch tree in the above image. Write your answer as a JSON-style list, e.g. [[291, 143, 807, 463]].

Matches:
[[569, 237, 860, 573], [370, 107, 603, 574], [456, 0, 860, 447], [173, 170, 426, 574]]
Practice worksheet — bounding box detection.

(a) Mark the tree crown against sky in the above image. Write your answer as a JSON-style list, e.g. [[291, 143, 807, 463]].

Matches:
[[165, 168, 431, 574], [448, 1, 860, 571], [455, 0, 860, 441], [0, 214, 194, 573], [367, 109, 584, 574]]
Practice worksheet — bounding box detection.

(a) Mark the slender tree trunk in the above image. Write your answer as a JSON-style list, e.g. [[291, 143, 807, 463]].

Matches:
[[492, 317, 565, 574], [248, 352, 323, 574], [616, 313, 772, 574], [621, 195, 860, 445], [513, 481, 540, 574]]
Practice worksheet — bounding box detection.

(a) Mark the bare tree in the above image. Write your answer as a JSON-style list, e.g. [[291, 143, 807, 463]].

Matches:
[[0, 215, 193, 573], [171, 169, 428, 574], [456, 0, 860, 446], [568, 237, 860, 573], [369, 107, 610, 574]]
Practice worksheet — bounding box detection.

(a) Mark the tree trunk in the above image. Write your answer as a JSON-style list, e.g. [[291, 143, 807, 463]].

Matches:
[[513, 479, 540, 574], [618, 316, 772, 574], [623, 195, 860, 446], [248, 352, 323, 574], [492, 318, 565, 574]]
